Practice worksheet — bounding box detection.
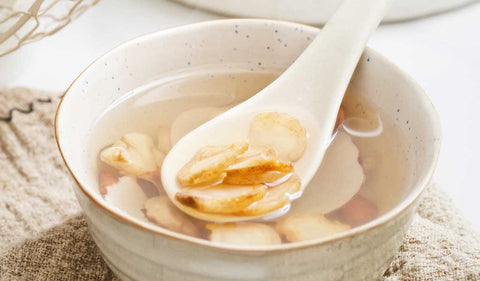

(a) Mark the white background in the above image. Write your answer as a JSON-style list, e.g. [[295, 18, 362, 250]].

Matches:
[[1, 0, 479, 230]]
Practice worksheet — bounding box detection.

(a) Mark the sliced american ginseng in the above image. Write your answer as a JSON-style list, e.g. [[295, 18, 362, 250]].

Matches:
[[224, 171, 290, 185], [239, 174, 301, 216], [276, 213, 350, 242], [248, 112, 307, 162], [104, 176, 148, 222], [170, 106, 229, 145], [224, 145, 293, 185], [156, 126, 171, 154], [206, 222, 281, 246], [175, 183, 266, 214], [100, 133, 162, 181], [144, 196, 200, 237], [177, 142, 248, 186], [289, 131, 364, 215]]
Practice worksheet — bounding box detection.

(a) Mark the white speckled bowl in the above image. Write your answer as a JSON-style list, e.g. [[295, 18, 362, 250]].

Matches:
[[55, 19, 441, 281]]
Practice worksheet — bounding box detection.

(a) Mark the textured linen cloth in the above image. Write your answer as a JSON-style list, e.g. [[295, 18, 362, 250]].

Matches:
[[0, 88, 479, 281]]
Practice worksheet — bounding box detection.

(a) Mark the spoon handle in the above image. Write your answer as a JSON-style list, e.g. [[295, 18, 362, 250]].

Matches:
[[268, 0, 391, 127]]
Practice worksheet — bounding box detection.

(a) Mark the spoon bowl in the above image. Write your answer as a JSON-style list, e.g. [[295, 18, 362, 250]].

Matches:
[[162, 103, 322, 222]]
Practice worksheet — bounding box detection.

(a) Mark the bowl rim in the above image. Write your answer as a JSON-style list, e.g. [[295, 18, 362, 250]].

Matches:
[[55, 18, 441, 253]]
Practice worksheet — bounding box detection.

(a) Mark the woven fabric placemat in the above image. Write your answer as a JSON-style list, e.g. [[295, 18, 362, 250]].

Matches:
[[1, 88, 479, 280]]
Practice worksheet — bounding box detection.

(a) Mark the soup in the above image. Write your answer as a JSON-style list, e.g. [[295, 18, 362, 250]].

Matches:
[[89, 67, 412, 246]]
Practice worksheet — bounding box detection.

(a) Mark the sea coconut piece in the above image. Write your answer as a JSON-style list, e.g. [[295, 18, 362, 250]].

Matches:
[[206, 222, 281, 246], [276, 214, 350, 242], [175, 183, 266, 214], [144, 196, 200, 237], [248, 112, 307, 162], [177, 142, 248, 186], [224, 145, 293, 185], [290, 131, 364, 215], [100, 133, 161, 181], [104, 176, 148, 222], [239, 174, 301, 216], [170, 107, 227, 145]]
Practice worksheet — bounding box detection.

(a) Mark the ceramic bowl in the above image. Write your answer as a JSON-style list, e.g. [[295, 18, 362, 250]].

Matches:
[[55, 19, 441, 281]]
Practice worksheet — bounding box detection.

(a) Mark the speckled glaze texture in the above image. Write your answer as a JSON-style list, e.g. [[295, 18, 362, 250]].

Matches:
[[56, 19, 441, 281]]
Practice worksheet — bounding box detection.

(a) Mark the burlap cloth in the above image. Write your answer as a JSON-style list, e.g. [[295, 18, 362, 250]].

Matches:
[[0, 88, 479, 281]]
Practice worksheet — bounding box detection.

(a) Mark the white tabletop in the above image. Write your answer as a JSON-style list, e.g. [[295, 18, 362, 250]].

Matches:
[[1, 0, 479, 230]]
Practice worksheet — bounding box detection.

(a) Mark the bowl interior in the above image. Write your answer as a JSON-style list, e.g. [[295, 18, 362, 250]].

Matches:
[[56, 19, 440, 249]]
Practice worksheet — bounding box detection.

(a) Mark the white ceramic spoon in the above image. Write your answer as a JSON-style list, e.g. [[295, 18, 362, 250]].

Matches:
[[162, 0, 391, 222]]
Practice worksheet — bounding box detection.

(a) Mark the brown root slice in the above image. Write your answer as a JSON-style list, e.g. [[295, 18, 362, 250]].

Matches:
[[224, 145, 293, 185], [99, 170, 118, 195], [175, 183, 266, 214], [177, 142, 248, 186], [238, 174, 301, 216], [223, 171, 290, 185]]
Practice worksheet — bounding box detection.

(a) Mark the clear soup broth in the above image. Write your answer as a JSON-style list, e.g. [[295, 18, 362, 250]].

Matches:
[[90, 67, 412, 246]]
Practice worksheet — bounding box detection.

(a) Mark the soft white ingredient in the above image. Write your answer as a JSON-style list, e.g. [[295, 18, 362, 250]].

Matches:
[[104, 176, 148, 222]]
